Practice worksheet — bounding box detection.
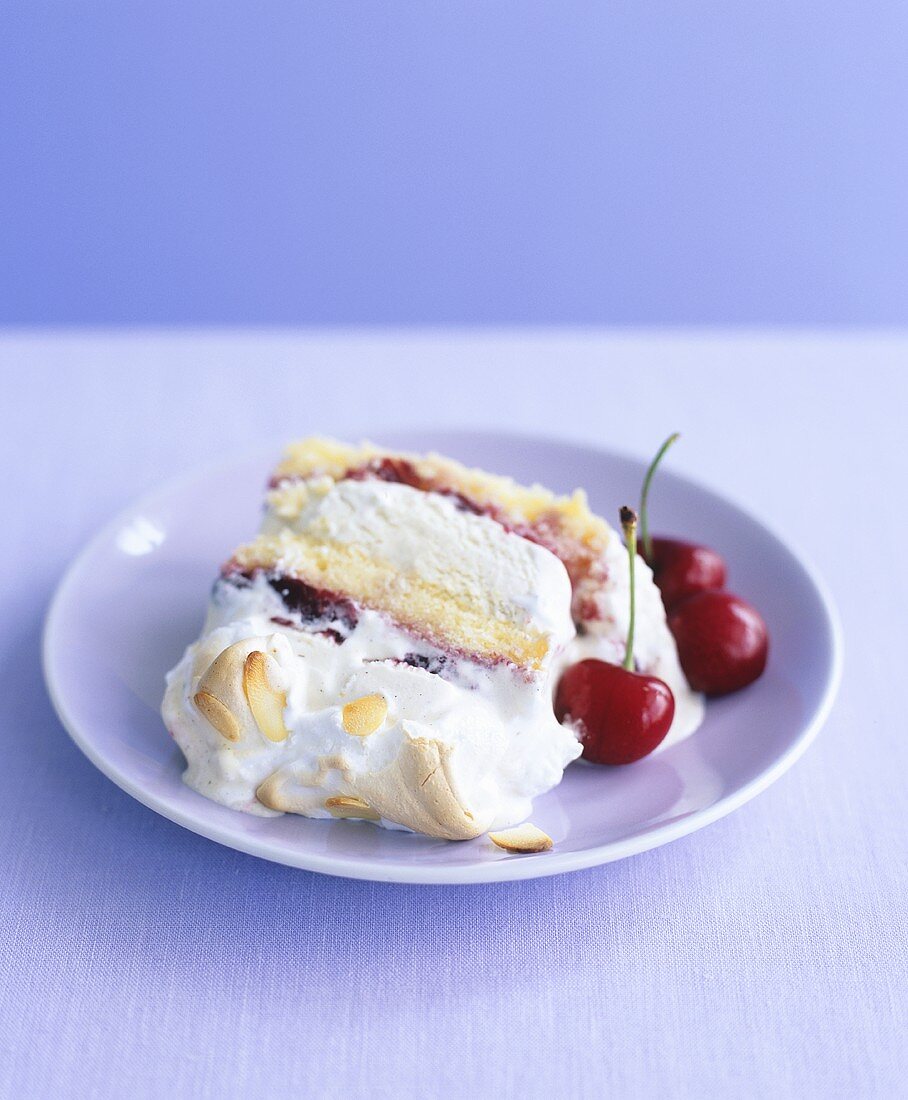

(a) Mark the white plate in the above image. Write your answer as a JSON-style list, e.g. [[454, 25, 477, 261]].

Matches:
[[43, 431, 842, 884]]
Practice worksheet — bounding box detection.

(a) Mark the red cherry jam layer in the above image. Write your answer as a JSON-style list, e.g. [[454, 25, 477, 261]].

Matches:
[[217, 568, 359, 639]]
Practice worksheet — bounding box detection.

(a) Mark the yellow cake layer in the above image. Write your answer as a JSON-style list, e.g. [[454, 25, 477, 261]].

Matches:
[[233, 530, 552, 670]]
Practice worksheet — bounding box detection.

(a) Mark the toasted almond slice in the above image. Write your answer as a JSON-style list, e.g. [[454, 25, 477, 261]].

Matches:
[[255, 772, 289, 812], [243, 651, 289, 742], [325, 795, 381, 821], [341, 693, 388, 737], [488, 824, 553, 854], [193, 690, 241, 742]]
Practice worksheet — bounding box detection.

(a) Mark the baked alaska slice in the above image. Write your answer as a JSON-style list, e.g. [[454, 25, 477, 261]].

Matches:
[[162, 437, 703, 841], [163, 447, 581, 840]]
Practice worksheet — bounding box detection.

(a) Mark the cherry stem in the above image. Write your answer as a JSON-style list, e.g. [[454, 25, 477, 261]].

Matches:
[[640, 432, 681, 560], [620, 506, 638, 671]]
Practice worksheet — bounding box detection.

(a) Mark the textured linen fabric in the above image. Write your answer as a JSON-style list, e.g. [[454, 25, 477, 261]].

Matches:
[[1, 334, 905, 1099]]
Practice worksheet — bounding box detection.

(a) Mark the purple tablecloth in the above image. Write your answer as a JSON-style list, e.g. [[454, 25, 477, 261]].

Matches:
[[3, 333, 905, 1097]]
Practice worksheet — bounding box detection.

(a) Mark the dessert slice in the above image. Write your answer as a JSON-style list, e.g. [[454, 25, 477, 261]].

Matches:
[[163, 452, 581, 839], [162, 437, 703, 842]]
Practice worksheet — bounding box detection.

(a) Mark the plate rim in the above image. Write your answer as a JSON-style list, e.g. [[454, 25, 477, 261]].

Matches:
[[42, 429, 844, 885]]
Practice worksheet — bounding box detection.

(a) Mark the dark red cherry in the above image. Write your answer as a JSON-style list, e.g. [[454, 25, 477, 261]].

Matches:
[[668, 590, 768, 696], [643, 536, 727, 611], [555, 658, 675, 765]]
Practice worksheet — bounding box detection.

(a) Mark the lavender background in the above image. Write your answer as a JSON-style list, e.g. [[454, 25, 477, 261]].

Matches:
[[2, 1, 907, 325], [3, 339, 906, 1098]]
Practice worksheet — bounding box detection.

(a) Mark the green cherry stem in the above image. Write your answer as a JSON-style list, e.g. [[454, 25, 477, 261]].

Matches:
[[620, 506, 638, 672], [639, 432, 681, 561]]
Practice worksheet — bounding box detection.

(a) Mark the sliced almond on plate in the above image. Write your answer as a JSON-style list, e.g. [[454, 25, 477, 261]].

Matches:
[[488, 824, 553, 854], [243, 650, 289, 742]]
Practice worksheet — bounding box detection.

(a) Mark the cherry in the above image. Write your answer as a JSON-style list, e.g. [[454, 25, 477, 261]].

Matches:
[[667, 590, 768, 696], [638, 432, 729, 610], [643, 537, 727, 611], [555, 658, 675, 765], [555, 507, 675, 764]]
